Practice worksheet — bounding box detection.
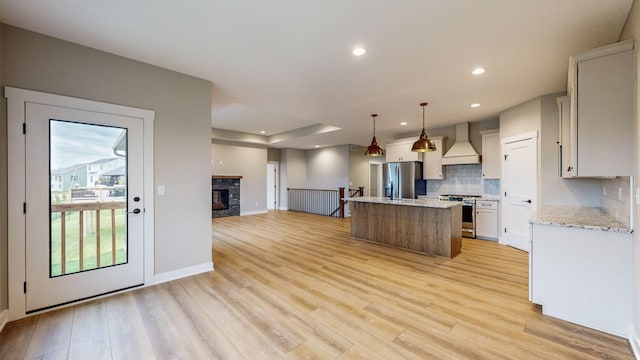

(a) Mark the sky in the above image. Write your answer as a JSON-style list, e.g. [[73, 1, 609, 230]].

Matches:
[[50, 120, 126, 170]]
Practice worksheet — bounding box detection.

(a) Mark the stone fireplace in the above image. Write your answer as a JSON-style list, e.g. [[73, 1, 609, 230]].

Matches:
[[212, 176, 241, 218]]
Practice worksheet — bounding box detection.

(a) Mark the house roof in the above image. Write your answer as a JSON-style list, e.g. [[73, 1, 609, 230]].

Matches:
[[51, 163, 87, 175]]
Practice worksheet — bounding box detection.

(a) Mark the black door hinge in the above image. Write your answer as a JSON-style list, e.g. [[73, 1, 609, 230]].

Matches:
[[22, 123, 26, 134], [504, 227, 507, 233], [504, 154, 508, 160], [23, 202, 26, 214], [23, 282, 27, 294]]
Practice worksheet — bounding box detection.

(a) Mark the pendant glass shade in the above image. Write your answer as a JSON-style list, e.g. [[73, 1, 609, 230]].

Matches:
[[365, 114, 384, 157], [411, 102, 436, 152]]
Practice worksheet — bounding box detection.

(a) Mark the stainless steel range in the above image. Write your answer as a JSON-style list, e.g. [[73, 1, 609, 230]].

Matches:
[[438, 194, 481, 238]]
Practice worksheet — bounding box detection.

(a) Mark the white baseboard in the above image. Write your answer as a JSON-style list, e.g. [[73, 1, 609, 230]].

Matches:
[[0, 309, 8, 333], [154, 262, 214, 285], [241, 210, 268, 216], [630, 324, 640, 359]]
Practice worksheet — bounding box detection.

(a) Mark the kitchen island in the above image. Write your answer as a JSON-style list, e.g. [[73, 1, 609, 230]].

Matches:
[[349, 196, 462, 258]]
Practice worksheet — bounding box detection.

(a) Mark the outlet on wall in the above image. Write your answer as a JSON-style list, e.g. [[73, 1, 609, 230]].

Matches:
[[618, 187, 623, 201]]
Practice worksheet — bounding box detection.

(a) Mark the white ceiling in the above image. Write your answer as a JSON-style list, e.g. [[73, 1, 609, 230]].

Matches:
[[0, 0, 633, 149]]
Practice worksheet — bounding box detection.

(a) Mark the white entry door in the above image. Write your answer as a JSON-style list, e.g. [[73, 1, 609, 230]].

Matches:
[[25, 103, 144, 312], [502, 136, 537, 252]]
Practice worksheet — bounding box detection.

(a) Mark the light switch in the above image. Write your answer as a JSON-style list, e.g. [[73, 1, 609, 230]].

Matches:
[[157, 185, 165, 196]]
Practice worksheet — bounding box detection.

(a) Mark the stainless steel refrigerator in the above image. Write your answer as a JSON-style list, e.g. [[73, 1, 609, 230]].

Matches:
[[382, 161, 425, 199]]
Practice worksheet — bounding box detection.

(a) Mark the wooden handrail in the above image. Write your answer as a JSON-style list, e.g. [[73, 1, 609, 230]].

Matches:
[[52, 201, 126, 212], [51, 201, 126, 276]]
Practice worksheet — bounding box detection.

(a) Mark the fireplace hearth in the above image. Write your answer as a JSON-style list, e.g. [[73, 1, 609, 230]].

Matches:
[[212, 176, 242, 218]]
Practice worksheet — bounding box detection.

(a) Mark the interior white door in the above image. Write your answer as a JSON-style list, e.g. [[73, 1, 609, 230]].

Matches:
[[267, 163, 277, 209], [503, 136, 537, 252], [25, 102, 144, 312]]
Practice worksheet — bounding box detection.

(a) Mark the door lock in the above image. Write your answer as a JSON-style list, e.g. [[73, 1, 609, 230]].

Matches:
[[522, 199, 532, 204]]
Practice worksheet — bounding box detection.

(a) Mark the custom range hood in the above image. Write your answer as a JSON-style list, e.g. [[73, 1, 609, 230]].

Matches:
[[441, 122, 481, 165]]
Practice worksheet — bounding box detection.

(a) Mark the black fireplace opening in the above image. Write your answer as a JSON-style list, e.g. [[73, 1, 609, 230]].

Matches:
[[212, 189, 229, 211]]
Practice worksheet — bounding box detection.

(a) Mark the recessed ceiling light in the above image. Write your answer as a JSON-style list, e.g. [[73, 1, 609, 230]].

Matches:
[[400, 122, 407, 126], [470, 103, 480, 108], [472, 68, 485, 75], [315, 145, 320, 148], [352, 47, 366, 56], [259, 130, 266, 134]]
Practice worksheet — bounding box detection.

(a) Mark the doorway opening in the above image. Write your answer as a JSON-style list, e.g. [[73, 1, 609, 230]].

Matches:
[[369, 163, 383, 197]]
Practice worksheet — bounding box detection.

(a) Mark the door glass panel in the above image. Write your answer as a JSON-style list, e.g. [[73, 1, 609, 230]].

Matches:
[[50, 120, 128, 277]]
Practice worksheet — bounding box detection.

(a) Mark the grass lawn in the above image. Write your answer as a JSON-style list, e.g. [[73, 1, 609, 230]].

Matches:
[[50, 209, 127, 276]]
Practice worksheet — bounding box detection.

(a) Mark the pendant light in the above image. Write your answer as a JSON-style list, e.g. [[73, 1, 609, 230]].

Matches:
[[411, 102, 436, 152], [365, 113, 384, 157]]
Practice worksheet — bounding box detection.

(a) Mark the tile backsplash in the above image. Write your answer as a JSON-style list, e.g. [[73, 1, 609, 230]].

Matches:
[[426, 164, 500, 196], [601, 176, 631, 227]]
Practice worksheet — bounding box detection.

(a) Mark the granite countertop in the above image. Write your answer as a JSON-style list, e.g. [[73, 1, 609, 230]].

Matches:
[[529, 206, 632, 234], [419, 194, 501, 201], [347, 196, 462, 209]]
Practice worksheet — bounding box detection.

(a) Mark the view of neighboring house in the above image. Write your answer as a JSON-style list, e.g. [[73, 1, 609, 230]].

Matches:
[[51, 157, 125, 191]]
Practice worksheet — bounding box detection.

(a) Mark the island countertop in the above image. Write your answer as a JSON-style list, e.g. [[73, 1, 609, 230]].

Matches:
[[347, 196, 462, 209]]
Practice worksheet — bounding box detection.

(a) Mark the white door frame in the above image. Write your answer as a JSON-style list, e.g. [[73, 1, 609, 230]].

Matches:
[[499, 130, 538, 247], [6, 87, 155, 320]]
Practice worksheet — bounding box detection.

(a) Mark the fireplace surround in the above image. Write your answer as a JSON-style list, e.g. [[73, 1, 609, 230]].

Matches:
[[211, 176, 241, 218]]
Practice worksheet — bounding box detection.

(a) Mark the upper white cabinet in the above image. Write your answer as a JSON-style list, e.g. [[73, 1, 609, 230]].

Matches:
[[480, 129, 500, 179], [423, 136, 446, 179], [557, 96, 573, 178], [385, 137, 419, 162], [566, 40, 634, 177]]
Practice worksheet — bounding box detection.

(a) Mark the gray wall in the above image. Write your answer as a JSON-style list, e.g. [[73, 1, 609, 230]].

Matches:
[[306, 145, 350, 190], [211, 140, 268, 214], [620, 0, 640, 341], [279, 149, 307, 209], [2, 25, 213, 281], [267, 148, 280, 162], [499, 97, 542, 139]]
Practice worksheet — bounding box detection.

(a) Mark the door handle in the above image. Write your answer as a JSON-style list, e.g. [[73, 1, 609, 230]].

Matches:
[[522, 200, 532, 204], [128, 208, 141, 214]]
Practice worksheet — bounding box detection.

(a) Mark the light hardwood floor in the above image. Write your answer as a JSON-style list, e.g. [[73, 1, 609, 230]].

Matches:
[[0, 211, 634, 359]]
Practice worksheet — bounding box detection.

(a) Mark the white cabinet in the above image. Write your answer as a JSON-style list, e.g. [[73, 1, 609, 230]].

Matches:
[[475, 200, 498, 240], [423, 136, 446, 179], [531, 224, 632, 336], [556, 96, 573, 178], [480, 130, 500, 179], [566, 40, 634, 177], [385, 137, 419, 162]]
